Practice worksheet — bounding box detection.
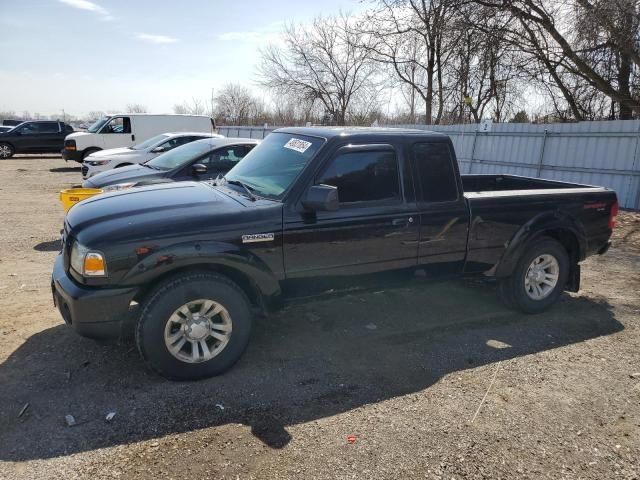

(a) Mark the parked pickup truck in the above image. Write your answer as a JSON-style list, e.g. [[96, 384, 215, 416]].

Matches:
[[0, 120, 74, 158], [51, 127, 618, 380]]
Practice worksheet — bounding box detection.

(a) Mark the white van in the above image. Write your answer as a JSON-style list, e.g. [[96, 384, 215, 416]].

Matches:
[[62, 114, 216, 162]]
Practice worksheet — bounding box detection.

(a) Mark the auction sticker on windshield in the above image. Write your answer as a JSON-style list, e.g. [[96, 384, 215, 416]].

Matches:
[[283, 138, 312, 153]]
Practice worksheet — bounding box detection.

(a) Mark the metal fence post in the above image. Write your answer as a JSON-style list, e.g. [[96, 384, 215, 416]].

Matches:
[[536, 129, 549, 177], [468, 129, 478, 174]]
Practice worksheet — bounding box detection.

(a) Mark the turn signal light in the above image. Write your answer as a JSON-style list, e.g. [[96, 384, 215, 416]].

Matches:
[[84, 253, 105, 276]]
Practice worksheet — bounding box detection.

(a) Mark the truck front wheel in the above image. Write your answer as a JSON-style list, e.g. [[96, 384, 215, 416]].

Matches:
[[499, 237, 569, 314], [81, 148, 100, 161], [136, 272, 252, 380], [0, 143, 14, 159]]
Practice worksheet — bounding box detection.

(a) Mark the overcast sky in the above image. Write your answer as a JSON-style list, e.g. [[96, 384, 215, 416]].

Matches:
[[0, 0, 364, 117]]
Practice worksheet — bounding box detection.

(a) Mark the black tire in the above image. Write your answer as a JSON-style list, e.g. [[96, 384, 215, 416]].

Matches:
[[115, 163, 133, 168], [136, 272, 252, 380], [0, 142, 14, 159], [499, 237, 569, 314], [81, 148, 100, 161]]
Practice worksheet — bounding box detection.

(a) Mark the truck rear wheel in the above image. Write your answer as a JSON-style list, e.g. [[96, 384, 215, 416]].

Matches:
[[499, 237, 569, 314], [136, 272, 252, 380]]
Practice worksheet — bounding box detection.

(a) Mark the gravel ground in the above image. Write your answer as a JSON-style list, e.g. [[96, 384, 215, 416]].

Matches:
[[0, 155, 639, 479]]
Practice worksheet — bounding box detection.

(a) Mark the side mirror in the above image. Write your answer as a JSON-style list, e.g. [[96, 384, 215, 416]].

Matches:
[[151, 146, 168, 153], [302, 184, 339, 212], [192, 163, 208, 175]]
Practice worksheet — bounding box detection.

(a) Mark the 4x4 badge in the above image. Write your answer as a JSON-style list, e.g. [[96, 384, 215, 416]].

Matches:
[[242, 233, 275, 243]]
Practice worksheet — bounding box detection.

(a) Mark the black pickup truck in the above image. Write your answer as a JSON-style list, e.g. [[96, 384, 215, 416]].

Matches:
[[51, 127, 618, 380], [0, 120, 74, 158]]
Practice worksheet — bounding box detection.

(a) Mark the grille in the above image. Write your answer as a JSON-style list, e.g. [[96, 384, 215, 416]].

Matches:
[[81, 166, 88, 177]]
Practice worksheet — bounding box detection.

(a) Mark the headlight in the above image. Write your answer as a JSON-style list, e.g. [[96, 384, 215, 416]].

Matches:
[[103, 182, 137, 192], [70, 242, 107, 277], [86, 159, 110, 166]]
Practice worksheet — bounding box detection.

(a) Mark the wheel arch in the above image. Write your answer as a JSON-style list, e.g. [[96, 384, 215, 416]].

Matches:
[[495, 212, 586, 280], [129, 250, 281, 316], [81, 147, 102, 160]]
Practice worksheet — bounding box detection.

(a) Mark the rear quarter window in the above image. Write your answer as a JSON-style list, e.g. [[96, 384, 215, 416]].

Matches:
[[412, 142, 458, 202]]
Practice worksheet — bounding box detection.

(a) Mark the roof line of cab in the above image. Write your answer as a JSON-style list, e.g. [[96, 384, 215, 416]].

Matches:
[[273, 126, 449, 140]]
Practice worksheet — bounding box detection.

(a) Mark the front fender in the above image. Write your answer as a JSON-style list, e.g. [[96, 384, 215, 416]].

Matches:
[[120, 240, 281, 297], [495, 210, 586, 278]]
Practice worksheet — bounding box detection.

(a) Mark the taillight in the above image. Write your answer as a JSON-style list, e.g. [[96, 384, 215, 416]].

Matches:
[[608, 200, 619, 229]]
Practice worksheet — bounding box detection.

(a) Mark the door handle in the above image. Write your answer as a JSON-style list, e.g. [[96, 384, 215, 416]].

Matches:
[[392, 217, 414, 226], [131, 134, 135, 141]]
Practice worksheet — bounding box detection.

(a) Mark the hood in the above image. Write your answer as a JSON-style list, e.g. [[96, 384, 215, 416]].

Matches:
[[66, 131, 91, 140], [84, 164, 165, 188], [66, 182, 258, 246], [88, 147, 135, 158]]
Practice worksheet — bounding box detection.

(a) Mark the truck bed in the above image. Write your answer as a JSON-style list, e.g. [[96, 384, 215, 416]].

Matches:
[[460, 174, 616, 275], [461, 174, 602, 194]]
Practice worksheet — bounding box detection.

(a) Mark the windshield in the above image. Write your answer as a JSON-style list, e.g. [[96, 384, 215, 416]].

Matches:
[[131, 134, 169, 151], [87, 117, 110, 133], [224, 132, 324, 199], [146, 140, 213, 170]]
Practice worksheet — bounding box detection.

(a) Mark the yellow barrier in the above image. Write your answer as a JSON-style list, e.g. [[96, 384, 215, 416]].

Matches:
[[59, 188, 103, 213]]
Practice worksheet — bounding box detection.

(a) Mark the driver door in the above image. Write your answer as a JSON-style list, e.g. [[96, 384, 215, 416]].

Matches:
[[99, 116, 133, 149], [283, 143, 420, 278]]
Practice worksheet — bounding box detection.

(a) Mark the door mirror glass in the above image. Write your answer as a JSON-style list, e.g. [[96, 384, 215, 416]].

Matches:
[[192, 163, 208, 175], [302, 184, 339, 211]]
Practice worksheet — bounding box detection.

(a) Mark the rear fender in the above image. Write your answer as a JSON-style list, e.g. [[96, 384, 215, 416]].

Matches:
[[494, 211, 586, 278], [121, 240, 281, 298]]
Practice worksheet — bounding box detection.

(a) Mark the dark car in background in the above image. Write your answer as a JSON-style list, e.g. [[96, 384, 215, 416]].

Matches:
[[0, 120, 74, 158], [83, 137, 259, 191], [2, 119, 24, 127]]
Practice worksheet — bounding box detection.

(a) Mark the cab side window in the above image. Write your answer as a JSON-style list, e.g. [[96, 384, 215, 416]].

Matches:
[[102, 117, 131, 134], [16, 123, 38, 135], [317, 150, 401, 204], [39, 122, 60, 134], [158, 136, 191, 152], [412, 143, 458, 202], [205, 145, 250, 169]]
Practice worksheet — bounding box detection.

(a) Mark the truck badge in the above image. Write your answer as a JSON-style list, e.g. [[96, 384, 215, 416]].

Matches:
[[242, 233, 275, 243]]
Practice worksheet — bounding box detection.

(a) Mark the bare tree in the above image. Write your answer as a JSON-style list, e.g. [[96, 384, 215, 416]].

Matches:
[[214, 83, 258, 124], [358, 0, 460, 124], [472, 0, 640, 119], [173, 98, 206, 115], [259, 13, 380, 125], [126, 103, 148, 113]]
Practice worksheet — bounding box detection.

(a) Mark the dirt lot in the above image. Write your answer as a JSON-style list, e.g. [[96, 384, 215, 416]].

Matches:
[[0, 155, 639, 479]]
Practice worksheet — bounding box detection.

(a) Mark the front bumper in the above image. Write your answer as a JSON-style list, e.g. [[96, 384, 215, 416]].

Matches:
[[62, 148, 83, 163], [51, 254, 138, 339]]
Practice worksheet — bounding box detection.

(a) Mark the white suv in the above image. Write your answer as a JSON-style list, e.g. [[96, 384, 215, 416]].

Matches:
[[82, 132, 222, 179]]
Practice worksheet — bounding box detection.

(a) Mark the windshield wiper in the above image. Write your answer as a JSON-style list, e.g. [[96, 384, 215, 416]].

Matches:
[[226, 179, 256, 202]]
